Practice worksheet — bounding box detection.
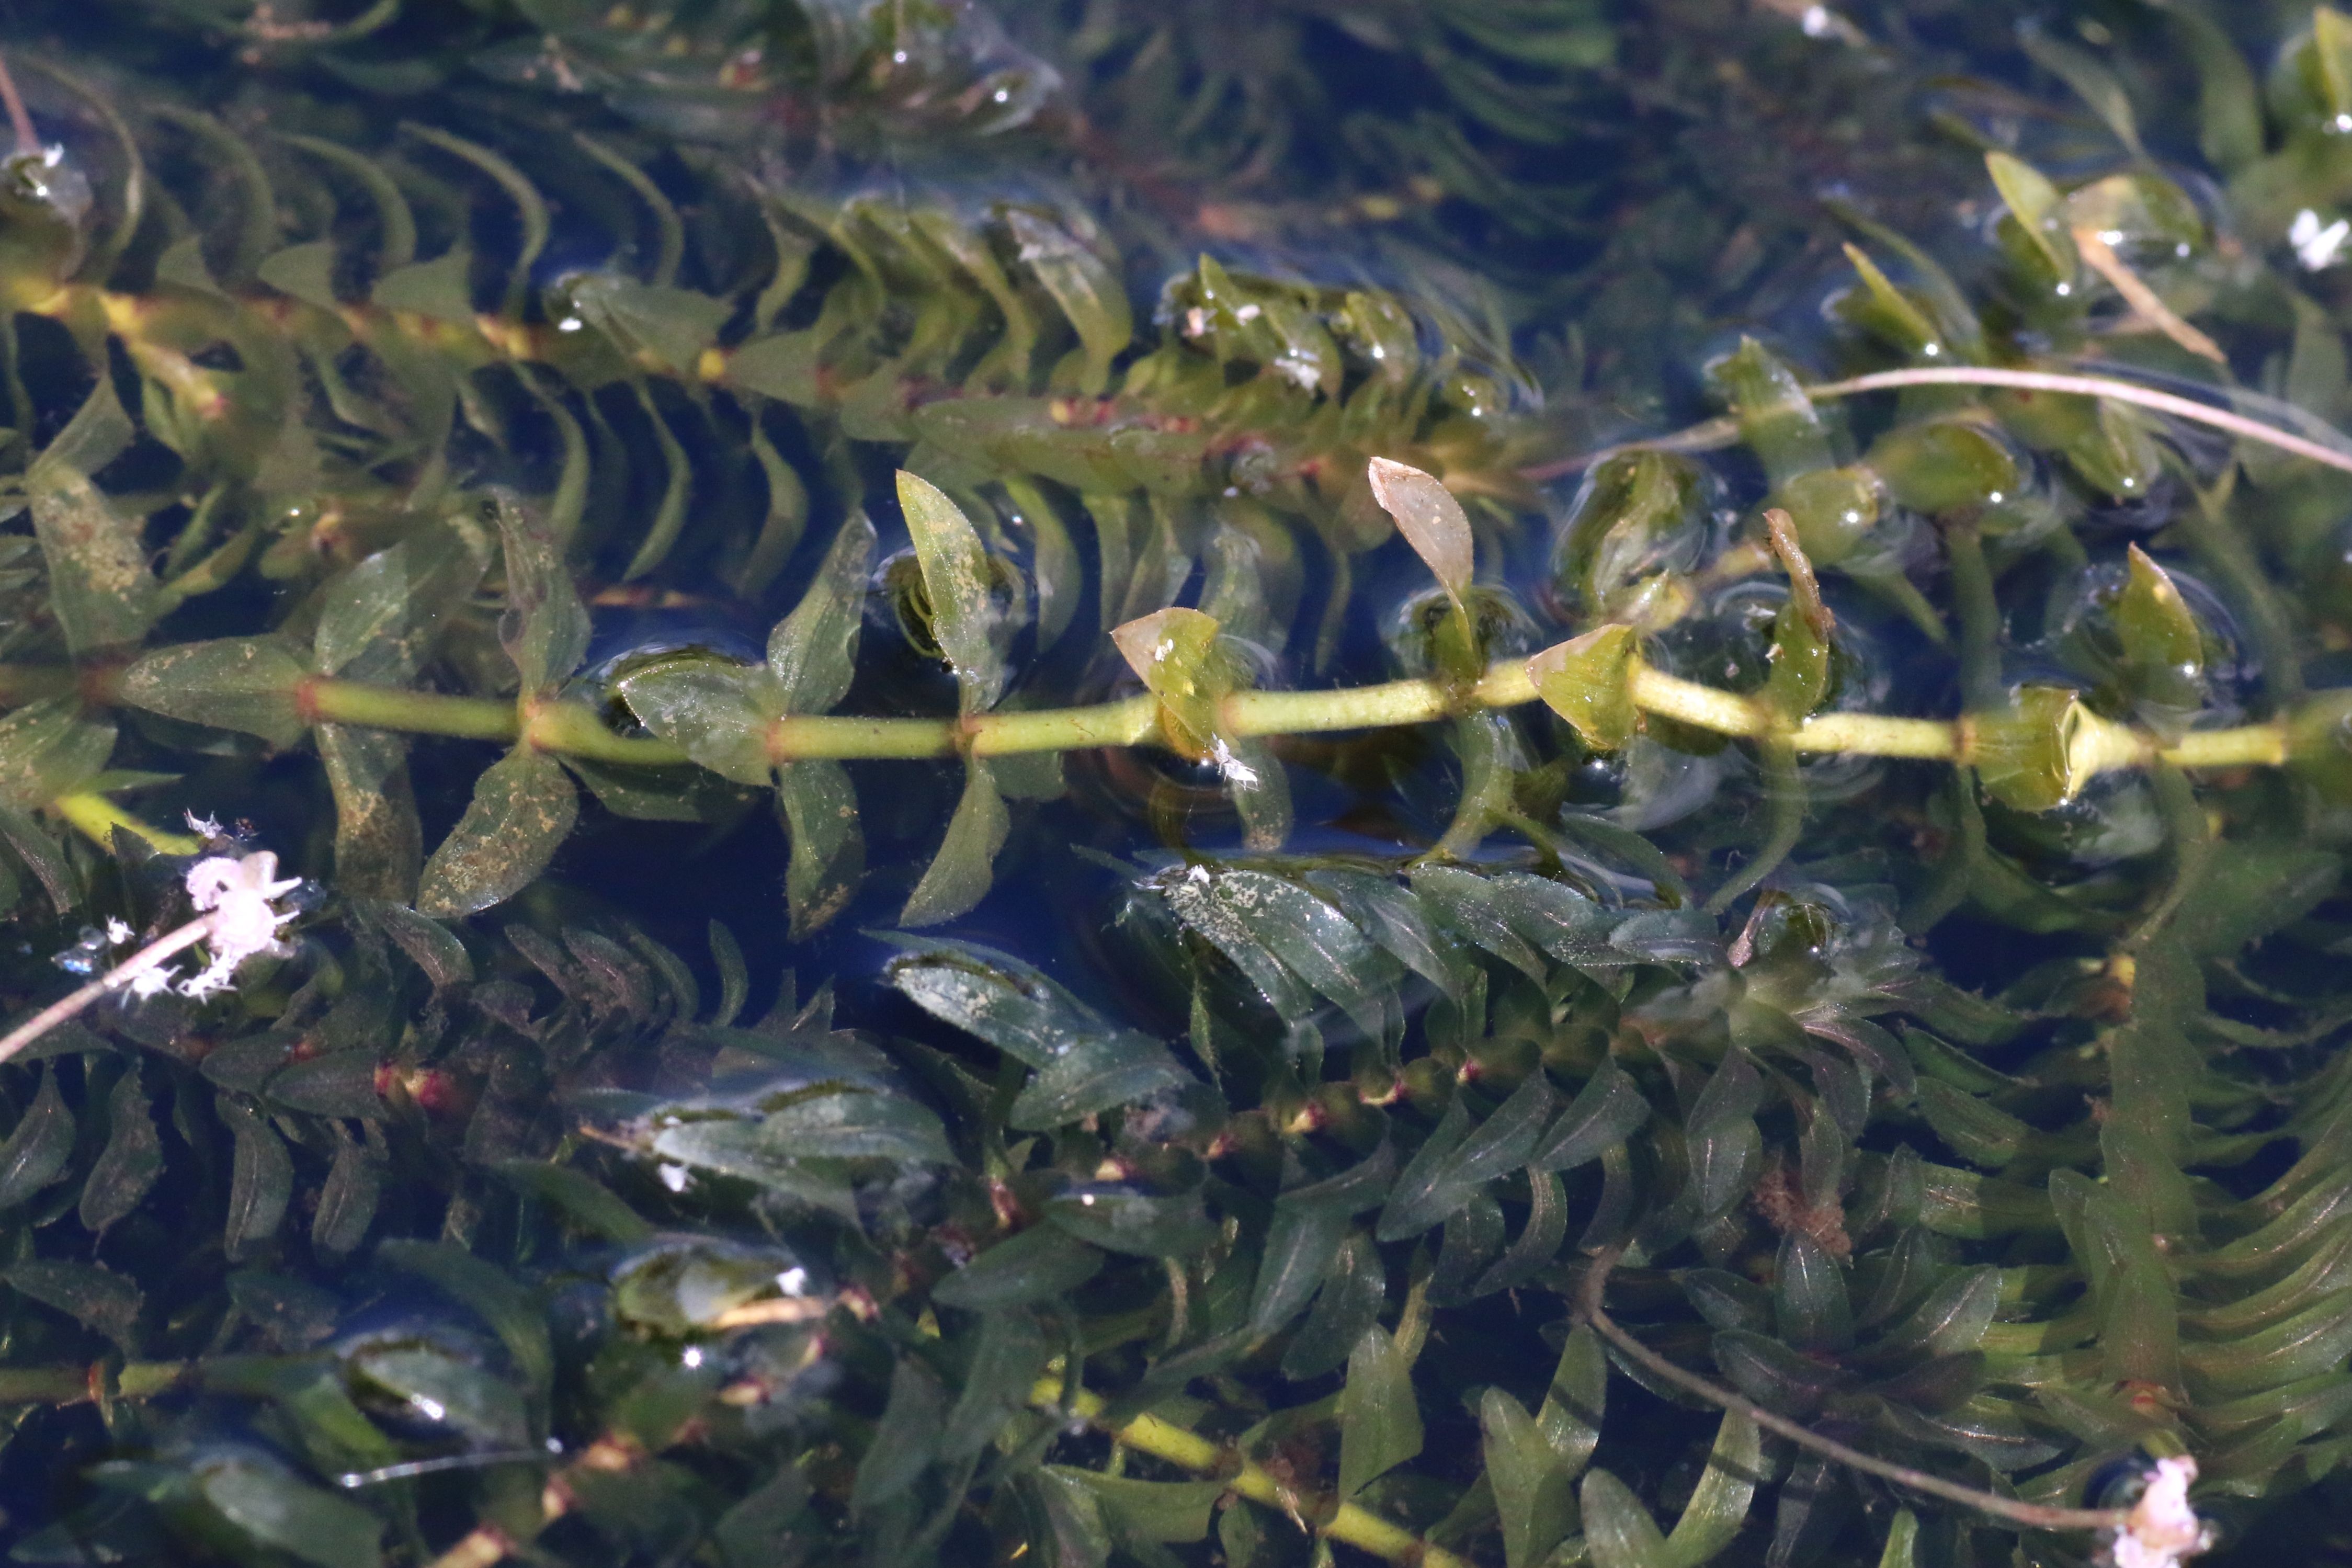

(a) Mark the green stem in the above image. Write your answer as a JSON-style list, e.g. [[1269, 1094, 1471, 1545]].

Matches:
[[0, 650, 2323, 817], [1028, 1378, 1472, 1568]]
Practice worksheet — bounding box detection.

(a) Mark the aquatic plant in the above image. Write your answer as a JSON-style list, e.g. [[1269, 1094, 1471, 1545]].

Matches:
[[8, 2, 2352, 1566]]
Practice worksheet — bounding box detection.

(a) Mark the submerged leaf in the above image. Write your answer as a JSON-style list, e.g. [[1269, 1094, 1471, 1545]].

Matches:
[[901, 759, 1009, 926], [1338, 1324, 1423, 1499], [897, 471, 1012, 714], [416, 745, 578, 917]]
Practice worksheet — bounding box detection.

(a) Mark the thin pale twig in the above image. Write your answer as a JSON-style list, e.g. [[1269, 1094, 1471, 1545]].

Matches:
[[1574, 1244, 2131, 1535], [0, 47, 38, 158], [0, 916, 215, 1067], [2072, 229, 2226, 366], [1523, 365, 2352, 483]]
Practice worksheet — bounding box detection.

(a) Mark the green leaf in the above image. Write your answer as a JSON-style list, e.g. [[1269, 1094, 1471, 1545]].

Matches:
[[317, 725, 421, 902], [0, 803, 75, 914], [1581, 1468, 1672, 1568], [257, 240, 342, 309], [1003, 209, 1131, 395], [1281, 1228, 1388, 1380], [2114, 545, 2203, 713], [1251, 1203, 1351, 1339], [1018, 1468, 1113, 1568], [769, 512, 876, 714], [118, 637, 311, 748], [777, 760, 865, 938], [377, 1239, 554, 1419], [1867, 419, 2022, 517], [1532, 1060, 1650, 1172], [268, 1054, 384, 1120], [568, 275, 732, 376], [901, 758, 1009, 926], [492, 1160, 655, 1244], [1539, 1322, 1608, 1480], [312, 1134, 383, 1257], [759, 1085, 953, 1164], [1984, 151, 2077, 283], [1876, 1510, 1921, 1568], [1046, 1185, 1217, 1257], [1483, 1388, 1576, 1568], [28, 469, 161, 656], [1773, 1231, 1853, 1353], [415, 745, 578, 917], [2142, 0, 2260, 170], [1111, 606, 1227, 755], [1338, 1324, 1422, 1499], [941, 1309, 1050, 1460], [372, 246, 475, 321], [79, 1066, 163, 1235], [645, 1121, 860, 1223], [615, 659, 782, 787], [1709, 338, 1830, 487], [28, 371, 134, 485], [1012, 1031, 1190, 1130], [1379, 1072, 1558, 1240], [0, 700, 116, 811], [2016, 19, 2143, 157], [931, 1224, 1104, 1310], [1663, 1412, 1760, 1567], [1764, 595, 1831, 723], [314, 518, 491, 684], [896, 471, 1012, 714], [1973, 687, 2096, 812], [1530, 624, 1640, 752], [0, 1065, 74, 1210], [220, 1099, 292, 1260], [853, 1355, 948, 1512], [1054, 1471, 1226, 1543], [346, 1342, 531, 1449], [494, 498, 589, 693], [1158, 865, 1391, 1036], [5, 1260, 142, 1351], [193, 1456, 382, 1568]]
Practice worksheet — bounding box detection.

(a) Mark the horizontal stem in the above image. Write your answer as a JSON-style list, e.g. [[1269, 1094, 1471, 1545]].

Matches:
[[8, 652, 2322, 799]]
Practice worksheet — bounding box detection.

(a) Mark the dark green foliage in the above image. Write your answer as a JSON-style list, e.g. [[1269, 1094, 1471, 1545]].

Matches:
[[14, 3, 2352, 1567]]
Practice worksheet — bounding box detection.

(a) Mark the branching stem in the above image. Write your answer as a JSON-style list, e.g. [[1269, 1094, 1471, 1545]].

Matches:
[[1575, 1245, 2129, 1535]]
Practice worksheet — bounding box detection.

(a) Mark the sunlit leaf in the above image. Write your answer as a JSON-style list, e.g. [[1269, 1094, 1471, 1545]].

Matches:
[[1368, 457, 1474, 612], [897, 471, 1012, 714], [769, 512, 876, 714], [1582, 1468, 1672, 1568], [1663, 1412, 1760, 1568], [1483, 1387, 1575, 1568]]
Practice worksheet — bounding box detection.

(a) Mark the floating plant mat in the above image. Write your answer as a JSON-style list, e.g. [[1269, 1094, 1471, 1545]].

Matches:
[[9, 2, 2352, 1566]]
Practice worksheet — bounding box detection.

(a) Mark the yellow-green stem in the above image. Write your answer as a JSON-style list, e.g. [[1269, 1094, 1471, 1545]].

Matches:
[[1028, 1379, 1471, 1568]]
